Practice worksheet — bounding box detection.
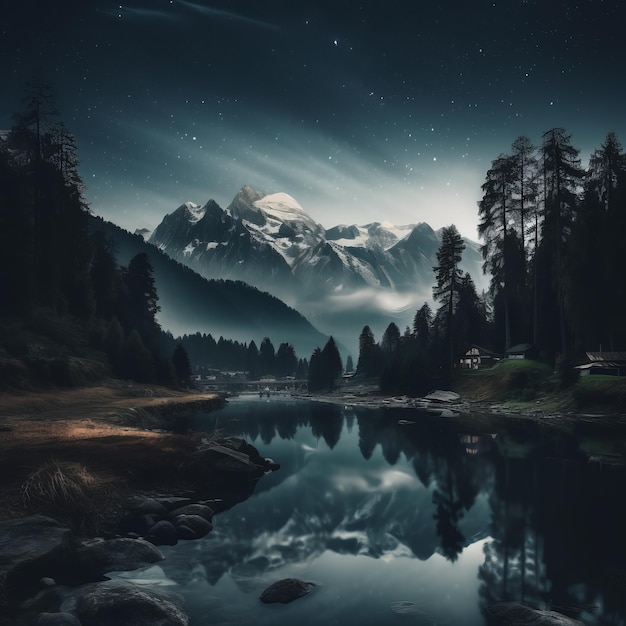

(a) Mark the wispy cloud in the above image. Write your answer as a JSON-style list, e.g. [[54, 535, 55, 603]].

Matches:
[[174, 0, 278, 30], [98, 6, 182, 21]]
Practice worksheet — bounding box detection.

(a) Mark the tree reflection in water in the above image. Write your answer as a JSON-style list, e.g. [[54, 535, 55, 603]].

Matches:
[[173, 398, 626, 626]]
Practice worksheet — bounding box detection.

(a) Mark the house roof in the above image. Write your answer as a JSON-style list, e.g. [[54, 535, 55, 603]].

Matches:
[[463, 344, 501, 357], [506, 343, 533, 354], [586, 351, 626, 362]]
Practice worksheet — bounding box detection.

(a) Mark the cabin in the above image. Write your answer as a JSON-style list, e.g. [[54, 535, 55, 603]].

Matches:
[[576, 352, 626, 376], [459, 344, 501, 369], [505, 343, 535, 360]]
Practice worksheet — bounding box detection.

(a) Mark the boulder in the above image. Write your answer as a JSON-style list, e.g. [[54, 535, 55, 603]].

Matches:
[[125, 497, 169, 517], [67, 580, 188, 626], [0, 516, 72, 609], [145, 520, 179, 546], [168, 504, 214, 521], [194, 444, 265, 480], [74, 538, 163, 578], [259, 578, 316, 604], [172, 514, 212, 539], [154, 497, 193, 511]]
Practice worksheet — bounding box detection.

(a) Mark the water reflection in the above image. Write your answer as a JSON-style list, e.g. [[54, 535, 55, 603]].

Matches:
[[129, 397, 626, 625]]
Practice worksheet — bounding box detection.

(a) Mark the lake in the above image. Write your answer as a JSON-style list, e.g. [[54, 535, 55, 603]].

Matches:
[[115, 395, 626, 625]]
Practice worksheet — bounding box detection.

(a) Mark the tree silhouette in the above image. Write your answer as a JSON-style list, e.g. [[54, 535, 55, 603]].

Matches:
[[433, 225, 465, 382]]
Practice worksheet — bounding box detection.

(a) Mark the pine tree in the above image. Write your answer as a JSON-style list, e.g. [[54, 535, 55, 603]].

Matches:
[[259, 337, 276, 375], [120, 252, 161, 346], [433, 225, 466, 381], [413, 302, 432, 349], [356, 325, 381, 377], [539, 128, 585, 357], [478, 154, 516, 350], [380, 322, 401, 392], [172, 344, 192, 388], [321, 336, 343, 391]]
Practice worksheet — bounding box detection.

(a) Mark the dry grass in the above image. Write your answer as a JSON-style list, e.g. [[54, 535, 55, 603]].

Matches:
[[0, 382, 224, 533], [21, 458, 107, 510]]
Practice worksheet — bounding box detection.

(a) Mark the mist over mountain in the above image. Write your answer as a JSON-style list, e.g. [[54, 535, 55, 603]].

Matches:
[[148, 186, 485, 352], [88, 215, 330, 358]]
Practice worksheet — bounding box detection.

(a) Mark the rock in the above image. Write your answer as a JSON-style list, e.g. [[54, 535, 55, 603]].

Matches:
[[125, 497, 169, 517], [154, 497, 193, 511], [67, 580, 188, 626], [259, 578, 316, 604], [264, 458, 281, 471], [126, 513, 162, 535], [168, 504, 214, 521], [175, 525, 197, 541], [74, 538, 163, 578], [194, 444, 265, 480], [488, 602, 585, 625], [424, 390, 461, 403], [34, 612, 82, 625], [145, 521, 179, 546], [0, 515, 72, 609], [172, 514, 213, 539]]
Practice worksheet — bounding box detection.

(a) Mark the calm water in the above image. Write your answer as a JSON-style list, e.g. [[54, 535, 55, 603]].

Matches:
[[116, 395, 626, 625]]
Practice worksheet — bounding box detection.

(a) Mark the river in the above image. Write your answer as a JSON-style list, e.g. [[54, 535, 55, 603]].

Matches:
[[115, 395, 626, 625]]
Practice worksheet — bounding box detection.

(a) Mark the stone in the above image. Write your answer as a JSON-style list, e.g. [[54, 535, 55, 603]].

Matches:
[[264, 458, 281, 471], [168, 504, 214, 521], [194, 444, 265, 480], [175, 525, 197, 541], [145, 520, 179, 546], [259, 578, 316, 604], [74, 538, 163, 578], [34, 612, 82, 625], [0, 515, 72, 609], [154, 497, 193, 511], [172, 514, 212, 539], [70, 580, 189, 626], [125, 496, 169, 517]]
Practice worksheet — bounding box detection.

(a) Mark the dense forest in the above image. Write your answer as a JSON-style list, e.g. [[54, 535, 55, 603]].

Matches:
[[351, 130, 626, 395], [0, 76, 309, 388], [3, 76, 624, 395]]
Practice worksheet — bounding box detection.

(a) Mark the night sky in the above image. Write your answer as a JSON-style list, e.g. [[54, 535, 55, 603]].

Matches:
[[2, 0, 625, 238]]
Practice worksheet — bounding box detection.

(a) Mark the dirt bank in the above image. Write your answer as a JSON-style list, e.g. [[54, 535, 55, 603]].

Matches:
[[0, 380, 226, 530]]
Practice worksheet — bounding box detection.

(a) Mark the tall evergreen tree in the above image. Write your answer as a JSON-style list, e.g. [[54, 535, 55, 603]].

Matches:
[[433, 225, 466, 381], [539, 128, 585, 357], [172, 344, 192, 388], [321, 336, 343, 391], [380, 322, 401, 392], [259, 337, 276, 375], [120, 252, 161, 346], [356, 325, 381, 377], [478, 154, 516, 350]]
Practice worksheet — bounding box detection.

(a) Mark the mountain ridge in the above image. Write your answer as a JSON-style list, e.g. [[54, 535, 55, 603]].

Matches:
[[146, 186, 485, 352], [88, 215, 331, 358]]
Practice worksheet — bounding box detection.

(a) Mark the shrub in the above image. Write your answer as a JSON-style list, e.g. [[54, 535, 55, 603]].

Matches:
[[21, 458, 115, 531]]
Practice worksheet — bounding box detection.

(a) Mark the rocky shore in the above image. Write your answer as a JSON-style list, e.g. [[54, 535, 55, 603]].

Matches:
[[0, 382, 282, 625], [0, 436, 279, 625]]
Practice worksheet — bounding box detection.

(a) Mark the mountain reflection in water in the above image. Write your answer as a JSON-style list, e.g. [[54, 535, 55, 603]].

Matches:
[[117, 396, 626, 626]]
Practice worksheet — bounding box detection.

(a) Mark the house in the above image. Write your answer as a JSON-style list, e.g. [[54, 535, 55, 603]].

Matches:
[[576, 352, 626, 376], [460, 344, 501, 369], [505, 343, 535, 360]]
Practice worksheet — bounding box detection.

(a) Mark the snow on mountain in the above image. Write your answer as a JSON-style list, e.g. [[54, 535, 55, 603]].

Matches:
[[325, 221, 415, 251], [147, 185, 486, 351]]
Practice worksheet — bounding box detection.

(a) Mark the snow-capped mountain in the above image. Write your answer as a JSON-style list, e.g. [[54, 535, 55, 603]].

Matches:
[[148, 186, 485, 352]]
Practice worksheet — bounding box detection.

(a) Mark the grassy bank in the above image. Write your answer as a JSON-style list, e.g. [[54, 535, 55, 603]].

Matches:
[[0, 381, 225, 533], [454, 359, 626, 414]]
